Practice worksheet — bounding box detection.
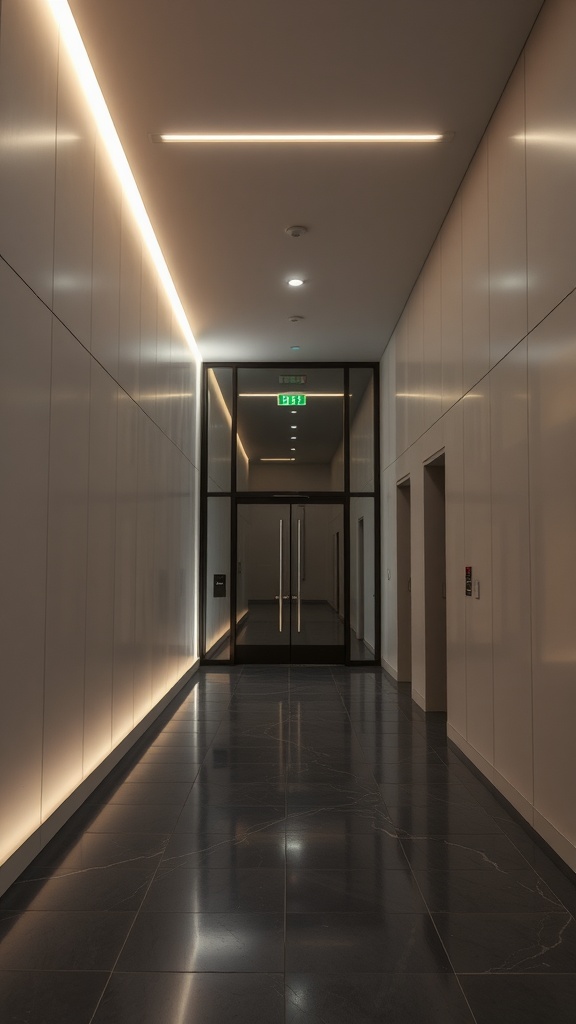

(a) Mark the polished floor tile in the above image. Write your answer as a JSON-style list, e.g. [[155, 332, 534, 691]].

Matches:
[[1, 664, 576, 1023], [286, 867, 426, 913], [142, 865, 285, 913], [0, 970, 107, 1024], [285, 831, 408, 870], [285, 912, 452, 973], [459, 974, 576, 1024], [116, 911, 285, 972], [285, 972, 475, 1024], [0, 910, 134, 970], [0, 857, 162, 912], [414, 867, 563, 913], [433, 911, 576, 973], [92, 972, 284, 1024]]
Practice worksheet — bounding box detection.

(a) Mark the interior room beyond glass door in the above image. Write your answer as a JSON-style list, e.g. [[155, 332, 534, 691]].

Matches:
[[236, 503, 344, 663]]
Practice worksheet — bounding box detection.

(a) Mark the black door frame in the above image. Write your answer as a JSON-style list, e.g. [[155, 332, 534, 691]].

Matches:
[[200, 362, 380, 666]]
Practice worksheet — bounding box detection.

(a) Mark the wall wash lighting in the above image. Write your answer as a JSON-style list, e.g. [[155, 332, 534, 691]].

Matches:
[[45, 0, 200, 360]]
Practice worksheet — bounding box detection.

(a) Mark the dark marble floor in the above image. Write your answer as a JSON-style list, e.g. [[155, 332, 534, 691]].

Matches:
[[1, 666, 576, 1023]]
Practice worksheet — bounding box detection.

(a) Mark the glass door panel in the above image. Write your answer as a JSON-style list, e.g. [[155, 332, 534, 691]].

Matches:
[[236, 502, 345, 663], [236, 504, 290, 661], [290, 505, 344, 659]]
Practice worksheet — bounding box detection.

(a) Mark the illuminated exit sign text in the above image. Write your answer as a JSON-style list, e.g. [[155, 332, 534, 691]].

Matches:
[[277, 393, 307, 406]]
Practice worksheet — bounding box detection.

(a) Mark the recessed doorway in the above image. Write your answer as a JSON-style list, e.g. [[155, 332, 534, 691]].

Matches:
[[423, 453, 447, 710], [201, 362, 379, 665], [396, 477, 412, 682]]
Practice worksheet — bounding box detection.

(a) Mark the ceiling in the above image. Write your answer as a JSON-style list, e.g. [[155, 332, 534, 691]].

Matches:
[[70, 0, 544, 363]]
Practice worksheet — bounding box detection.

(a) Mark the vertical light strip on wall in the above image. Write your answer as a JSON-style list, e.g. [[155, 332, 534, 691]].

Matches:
[[45, 0, 201, 361]]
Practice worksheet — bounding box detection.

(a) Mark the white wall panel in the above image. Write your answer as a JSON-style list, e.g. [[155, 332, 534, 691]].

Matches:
[[395, 319, 408, 457], [139, 256, 158, 421], [463, 380, 493, 763], [525, 0, 576, 330], [441, 197, 463, 412], [91, 143, 121, 377], [422, 248, 443, 431], [152, 432, 171, 703], [169, 319, 188, 450], [83, 363, 118, 774], [462, 138, 490, 394], [490, 341, 533, 802], [444, 402, 466, 739], [407, 280, 424, 444], [53, 47, 95, 347], [187, 466, 200, 660], [380, 340, 396, 469], [134, 414, 154, 718], [118, 196, 142, 401], [0, 264, 51, 864], [529, 291, 576, 848], [112, 395, 138, 745], [488, 56, 528, 367], [42, 324, 90, 818], [155, 298, 172, 437], [0, 0, 58, 306]]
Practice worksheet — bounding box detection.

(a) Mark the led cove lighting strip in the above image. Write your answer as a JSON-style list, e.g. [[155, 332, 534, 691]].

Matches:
[[155, 133, 450, 144], [46, 0, 200, 359], [239, 392, 344, 398]]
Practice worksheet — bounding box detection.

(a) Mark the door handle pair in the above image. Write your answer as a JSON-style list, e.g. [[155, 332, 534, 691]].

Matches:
[[278, 517, 302, 633]]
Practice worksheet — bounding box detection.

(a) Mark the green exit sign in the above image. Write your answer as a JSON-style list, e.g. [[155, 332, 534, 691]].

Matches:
[[277, 393, 307, 406]]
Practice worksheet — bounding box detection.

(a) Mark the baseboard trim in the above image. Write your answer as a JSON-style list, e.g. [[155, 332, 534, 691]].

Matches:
[[447, 733, 576, 882], [0, 659, 200, 898], [381, 657, 398, 680]]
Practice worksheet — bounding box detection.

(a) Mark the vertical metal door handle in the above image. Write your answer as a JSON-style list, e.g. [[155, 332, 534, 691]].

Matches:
[[297, 519, 302, 633], [278, 518, 284, 633]]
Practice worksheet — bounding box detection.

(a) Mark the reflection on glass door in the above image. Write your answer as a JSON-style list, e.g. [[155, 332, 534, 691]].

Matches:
[[236, 503, 344, 663]]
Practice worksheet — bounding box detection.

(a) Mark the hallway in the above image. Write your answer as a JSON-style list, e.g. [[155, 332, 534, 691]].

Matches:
[[1, 666, 575, 1023]]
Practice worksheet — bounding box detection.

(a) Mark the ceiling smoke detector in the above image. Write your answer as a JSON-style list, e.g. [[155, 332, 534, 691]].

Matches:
[[285, 225, 308, 238], [289, 315, 304, 323]]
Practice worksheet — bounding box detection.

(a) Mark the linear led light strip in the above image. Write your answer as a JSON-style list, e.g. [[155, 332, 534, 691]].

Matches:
[[46, 0, 200, 360], [153, 133, 452, 144]]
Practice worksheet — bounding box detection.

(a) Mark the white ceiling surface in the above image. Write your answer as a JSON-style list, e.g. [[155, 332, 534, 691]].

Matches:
[[71, 0, 544, 363]]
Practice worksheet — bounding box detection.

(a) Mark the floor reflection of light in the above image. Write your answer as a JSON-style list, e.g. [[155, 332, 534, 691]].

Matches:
[[286, 838, 303, 854]]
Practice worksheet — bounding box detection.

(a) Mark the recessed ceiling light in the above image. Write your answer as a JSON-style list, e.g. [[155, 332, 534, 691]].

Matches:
[[291, 448, 296, 452], [288, 278, 304, 287], [291, 436, 297, 440], [153, 133, 452, 144]]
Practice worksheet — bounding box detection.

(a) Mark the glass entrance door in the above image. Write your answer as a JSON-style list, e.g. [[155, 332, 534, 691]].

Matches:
[[236, 503, 345, 663]]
